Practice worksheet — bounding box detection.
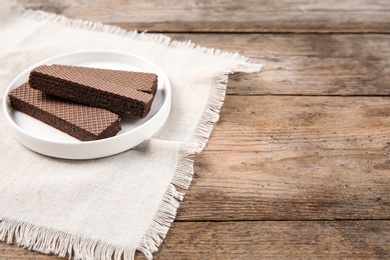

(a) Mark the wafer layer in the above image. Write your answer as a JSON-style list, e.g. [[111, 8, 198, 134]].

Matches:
[[29, 64, 158, 118], [8, 83, 121, 141]]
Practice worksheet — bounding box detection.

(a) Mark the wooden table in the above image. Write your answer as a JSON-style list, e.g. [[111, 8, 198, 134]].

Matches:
[[3, 1, 390, 259]]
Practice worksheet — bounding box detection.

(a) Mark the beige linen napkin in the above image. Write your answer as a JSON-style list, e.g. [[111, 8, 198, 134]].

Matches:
[[0, 1, 262, 259]]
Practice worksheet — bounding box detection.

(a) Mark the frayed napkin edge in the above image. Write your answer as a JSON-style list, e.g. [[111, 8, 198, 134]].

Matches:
[[0, 217, 136, 259], [137, 143, 195, 259]]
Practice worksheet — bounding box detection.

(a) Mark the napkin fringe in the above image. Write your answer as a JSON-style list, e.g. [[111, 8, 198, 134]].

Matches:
[[137, 143, 195, 259], [0, 217, 136, 260], [190, 63, 261, 152], [192, 71, 229, 152], [172, 143, 196, 189]]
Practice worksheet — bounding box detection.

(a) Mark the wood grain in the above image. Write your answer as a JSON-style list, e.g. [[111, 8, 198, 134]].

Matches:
[[154, 221, 390, 259], [2, 221, 390, 259], [18, 0, 390, 33], [176, 95, 390, 221], [167, 33, 390, 96]]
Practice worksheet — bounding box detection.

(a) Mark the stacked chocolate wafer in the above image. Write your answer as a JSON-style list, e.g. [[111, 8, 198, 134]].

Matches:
[[8, 64, 158, 141]]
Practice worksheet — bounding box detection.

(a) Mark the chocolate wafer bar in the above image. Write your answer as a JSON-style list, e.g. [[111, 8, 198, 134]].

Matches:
[[8, 83, 121, 141], [29, 64, 158, 118]]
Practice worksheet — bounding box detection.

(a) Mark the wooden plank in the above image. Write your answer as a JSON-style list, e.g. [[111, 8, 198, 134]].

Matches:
[[176, 95, 390, 221], [167, 33, 390, 96], [152, 221, 390, 259], [18, 0, 390, 33], [0, 242, 55, 259], [2, 220, 390, 259]]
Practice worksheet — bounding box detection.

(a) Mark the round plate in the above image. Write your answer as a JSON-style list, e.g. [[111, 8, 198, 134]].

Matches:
[[2, 50, 171, 159]]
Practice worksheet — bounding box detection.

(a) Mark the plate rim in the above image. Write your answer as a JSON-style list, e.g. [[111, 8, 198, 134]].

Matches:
[[2, 50, 171, 159]]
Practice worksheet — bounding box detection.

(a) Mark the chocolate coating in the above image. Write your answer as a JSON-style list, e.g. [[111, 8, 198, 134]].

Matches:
[[8, 83, 121, 141], [29, 64, 158, 118]]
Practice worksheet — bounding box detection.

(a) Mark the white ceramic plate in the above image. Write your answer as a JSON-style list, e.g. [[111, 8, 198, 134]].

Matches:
[[2, 50, 171, 159]]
